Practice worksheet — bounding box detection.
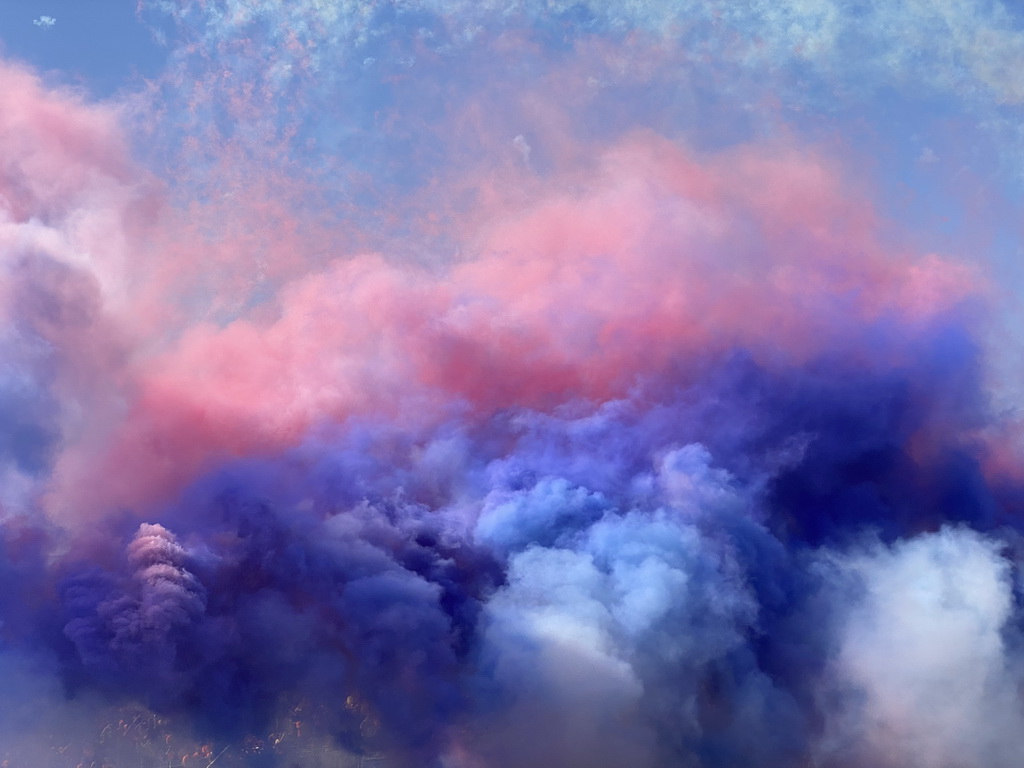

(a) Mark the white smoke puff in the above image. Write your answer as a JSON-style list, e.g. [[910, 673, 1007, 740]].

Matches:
[[655, 443, 743, 517], [477, 546, 656, 768], [818, 526, 1023, 768], [475, 479, 759, 767]]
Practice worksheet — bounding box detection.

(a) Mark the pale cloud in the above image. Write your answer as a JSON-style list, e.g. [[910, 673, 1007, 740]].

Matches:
[[819, 527, 1024, 768], [151, 0, 1024, 105]]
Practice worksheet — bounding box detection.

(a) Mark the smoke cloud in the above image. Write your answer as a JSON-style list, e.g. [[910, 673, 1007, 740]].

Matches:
[[1, 2, 1024, 767]]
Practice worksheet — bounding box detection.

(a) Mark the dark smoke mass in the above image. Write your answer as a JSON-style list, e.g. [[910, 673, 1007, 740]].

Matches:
[[2, 1, 1024, 766]]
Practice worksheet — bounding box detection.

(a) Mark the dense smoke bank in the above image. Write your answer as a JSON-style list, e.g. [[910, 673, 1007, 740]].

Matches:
[[3, 1, 1024, 766]]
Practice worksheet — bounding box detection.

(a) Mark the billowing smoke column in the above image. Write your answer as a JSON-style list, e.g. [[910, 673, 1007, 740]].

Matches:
[[3, 2, 1024, 767]]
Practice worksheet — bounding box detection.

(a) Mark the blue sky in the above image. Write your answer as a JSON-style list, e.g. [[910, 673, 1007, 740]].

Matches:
[[0, 0, 169, 96]]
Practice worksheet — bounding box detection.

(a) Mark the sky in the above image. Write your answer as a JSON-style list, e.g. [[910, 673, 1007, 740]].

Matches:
[[2, 2, 1024, 767], [0, 1, 167, 96]]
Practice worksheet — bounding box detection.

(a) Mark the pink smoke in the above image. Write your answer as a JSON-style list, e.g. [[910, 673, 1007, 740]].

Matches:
[[37, 125, 978, 521]]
